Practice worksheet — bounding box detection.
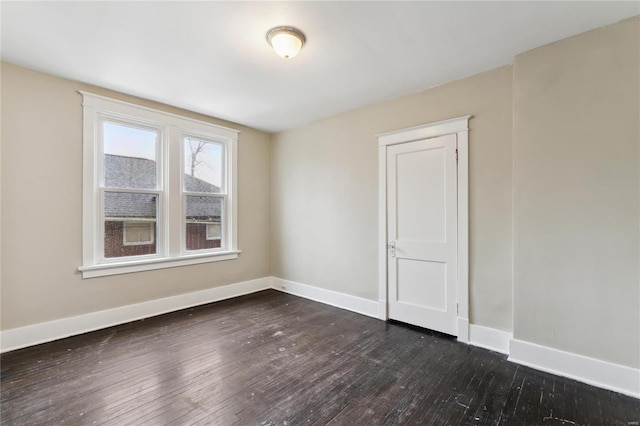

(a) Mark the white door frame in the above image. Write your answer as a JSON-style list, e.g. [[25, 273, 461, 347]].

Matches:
[[377, 115, 471, 342]]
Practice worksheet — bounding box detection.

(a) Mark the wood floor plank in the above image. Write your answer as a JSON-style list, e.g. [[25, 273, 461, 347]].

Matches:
[[2, 290, 638, 425]]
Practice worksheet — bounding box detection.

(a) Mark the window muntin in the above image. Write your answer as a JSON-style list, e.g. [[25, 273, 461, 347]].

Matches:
[[79, 92, 239, 278]]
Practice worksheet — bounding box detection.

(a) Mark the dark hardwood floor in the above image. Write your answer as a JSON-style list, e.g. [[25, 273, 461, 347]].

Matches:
[[1, 290, 638, 425]]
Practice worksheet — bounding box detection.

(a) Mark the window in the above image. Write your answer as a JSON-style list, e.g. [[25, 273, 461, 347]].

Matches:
[[206, 223, 222, 241], [183, 137, 224, 251], [123, 221, 155, 246], [79, 92, 239, 278]]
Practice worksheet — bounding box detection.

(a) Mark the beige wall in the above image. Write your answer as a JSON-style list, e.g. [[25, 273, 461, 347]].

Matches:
[[271, 66, 514, 331], [0, 63, 271, 330], [513, 17, 639, 368]]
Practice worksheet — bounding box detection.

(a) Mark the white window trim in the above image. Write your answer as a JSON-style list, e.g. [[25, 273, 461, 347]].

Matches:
[[78, 91, 240, 278]]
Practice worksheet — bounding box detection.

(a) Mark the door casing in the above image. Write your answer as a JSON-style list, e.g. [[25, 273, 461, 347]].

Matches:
[[377, 116, 471, 343]]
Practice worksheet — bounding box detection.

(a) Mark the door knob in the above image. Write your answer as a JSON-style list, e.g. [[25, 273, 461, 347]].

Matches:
[[388, 241, 396, 257]]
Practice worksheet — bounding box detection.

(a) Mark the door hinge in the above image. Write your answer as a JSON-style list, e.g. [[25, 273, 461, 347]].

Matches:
[[455, 149, 458, 161], [456, 303, 459, 314]]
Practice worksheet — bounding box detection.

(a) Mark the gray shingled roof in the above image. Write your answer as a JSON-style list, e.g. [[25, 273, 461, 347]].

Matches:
[[105, 154, 156, 189], [104, 155, 221, 220]]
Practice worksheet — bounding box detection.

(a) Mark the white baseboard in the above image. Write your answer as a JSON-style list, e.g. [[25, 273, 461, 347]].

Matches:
[[377, 300, 388, 321], [457, 318, 470, 343], [271, 277, 379, 319], [4, 276, 637, 399], [509, 338, 640, 398], [0, 277, 272, 353], [469, 324, 512, 354]]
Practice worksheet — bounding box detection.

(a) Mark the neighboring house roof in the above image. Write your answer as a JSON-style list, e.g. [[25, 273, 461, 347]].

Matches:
[[105, 154, 156, 189], [104, 192, 157, 219], [104, 154, 221, 220]]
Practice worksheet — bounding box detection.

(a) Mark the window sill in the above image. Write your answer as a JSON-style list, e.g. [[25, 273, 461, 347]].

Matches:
[[78, 250, 241, 279]]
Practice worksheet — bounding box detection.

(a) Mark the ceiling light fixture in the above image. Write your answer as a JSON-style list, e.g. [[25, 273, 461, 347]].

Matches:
[[266, 26, 305, 59]]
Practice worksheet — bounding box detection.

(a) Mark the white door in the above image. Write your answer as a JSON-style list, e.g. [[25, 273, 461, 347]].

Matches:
[[387, 133, 458, 335]]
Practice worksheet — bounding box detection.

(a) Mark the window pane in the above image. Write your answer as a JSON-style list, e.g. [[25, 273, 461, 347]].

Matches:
[[206, 223, 221, 241], [104, 121, 158, 189], [123, 222, 155, 246], [104, 192, 157, 258], [184, 138, 222, 193], [186, 195, 223, 251]]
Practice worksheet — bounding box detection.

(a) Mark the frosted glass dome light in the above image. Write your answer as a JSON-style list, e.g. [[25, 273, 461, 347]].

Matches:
[[266, 26, 305, 59]]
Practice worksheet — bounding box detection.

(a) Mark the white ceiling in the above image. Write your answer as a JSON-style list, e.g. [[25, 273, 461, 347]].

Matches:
[[2, 1, 638, 133]]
